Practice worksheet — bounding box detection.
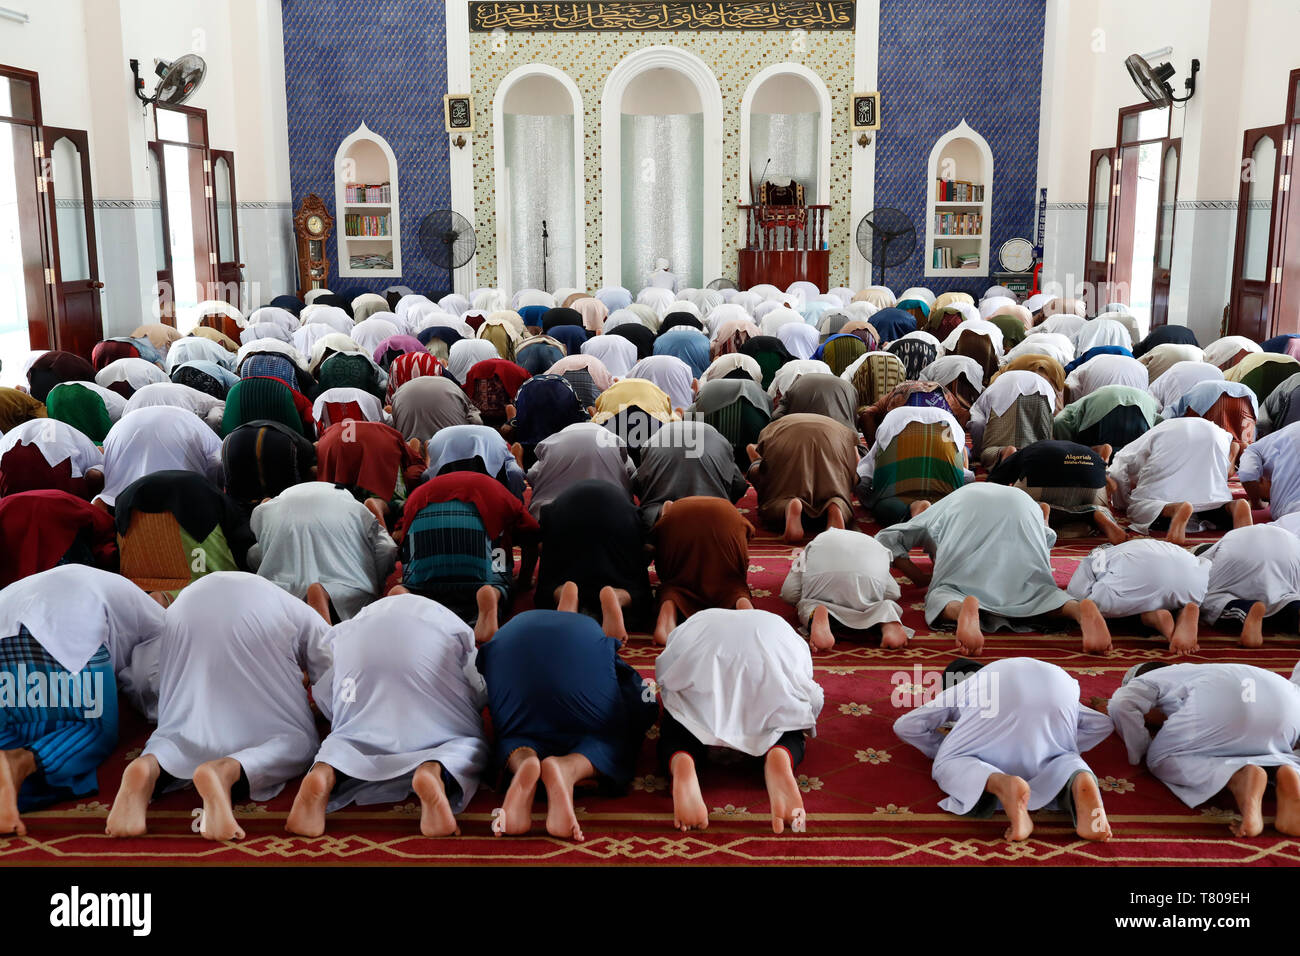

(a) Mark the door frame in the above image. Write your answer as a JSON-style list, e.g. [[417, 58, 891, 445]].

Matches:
[[1109, 102, 1171, 316], [1150, 136, 1181, 328], [40, 124, 103, 355], [1229, 124, 1285, 340]]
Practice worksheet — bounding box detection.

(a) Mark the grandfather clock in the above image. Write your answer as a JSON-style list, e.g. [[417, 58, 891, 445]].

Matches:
[[293, 194, 333, 299]]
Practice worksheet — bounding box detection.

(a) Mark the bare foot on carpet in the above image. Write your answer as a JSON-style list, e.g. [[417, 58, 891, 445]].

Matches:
[[783, 498, 804, 544], [599, 586, 629, 644], [286, 762, 336, 837], [1169, 603, 1200, 656], [1275, 765, 1300, 835], [909, 499, 930, 518], [1240, 601, 1267, 649], [986, 772, 1033, 842], [653, 599, 678, 646], [1227, 764, 1267, 837], [0, 749, 35, 837], [669, 753, 709, 832], [1095, 509, 1127, 545], [1077, 599, 1112, 655], [955, 595, 984, 656], [764, 746, 806, 835], [192, 757, 246, 841], [474, 585, 500, 644], [1072, 772, 1112, 842], [1140, 609, 1175, 642], [106, 754, 161, 838], [540, 755, 590, 842], [494, 751, 540, 836], [413, 761, 459, 837], [809, 605, 835, 652], [1164, 502, 1194, 546], [880, 620, 909, 649]]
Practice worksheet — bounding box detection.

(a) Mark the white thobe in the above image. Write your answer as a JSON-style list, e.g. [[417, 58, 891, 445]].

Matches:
[[0, 565, 166, 719], [1109, 663, 1300, 806], [1065, 354, 1148, 403], [1066, 539, 1210, 616], [247, 483, 397, 620], [875, 483, 1069, 625], [1106, 417, 1233, 534], [0, 419, 102, 477], [780, 528, 912, 635], [1148, 360, 1224, 411], [123, 382, 224, 430], [98, 405, 224, 506], [1237, 421, 1300, 518], [142, 572, 332, 799], [1199, 525, 1300, 623], [894, 658, 1113, 814], [656, 608, 823, 756], [310, 595, 489, 812]]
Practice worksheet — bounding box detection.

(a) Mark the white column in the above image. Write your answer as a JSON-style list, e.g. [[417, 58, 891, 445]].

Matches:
[[444, 0, 477, 293], [849, 0, 880, 290]]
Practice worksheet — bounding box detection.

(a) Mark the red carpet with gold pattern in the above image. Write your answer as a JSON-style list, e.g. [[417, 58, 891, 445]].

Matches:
[[5, 489, 1300, 867]]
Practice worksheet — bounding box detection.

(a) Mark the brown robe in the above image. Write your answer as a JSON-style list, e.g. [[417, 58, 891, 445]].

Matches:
[[751, 413, 859, 528], [652, 496, 753, 615]]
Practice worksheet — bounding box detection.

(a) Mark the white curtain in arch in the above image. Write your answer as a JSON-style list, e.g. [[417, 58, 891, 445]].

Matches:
[[620, 113, 703, 290], [504, 113, 576, 293], [749, 112, 820, 204]]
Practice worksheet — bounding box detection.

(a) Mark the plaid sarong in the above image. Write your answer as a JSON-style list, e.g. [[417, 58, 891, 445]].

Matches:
[[978, 394, 1054, 469], [851, 352, 906, 407], [401, 500, 509, 620], [0, 629, 118, 810], [871, 422, 965, 502]]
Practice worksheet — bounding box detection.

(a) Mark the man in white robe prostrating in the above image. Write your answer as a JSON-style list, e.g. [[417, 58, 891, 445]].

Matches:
[[106, 572, 332, 841], [893, 657, 1115, 843], [780, 528, 912, 651], [1198, 524, 1300, 647], [873, 483, 1112, 655], [285, 594, 489, 838], [1107, 661, 1300, 837], [1066, 538, 1209, 654], [1105, 416, 1250, 545], [655, 608, 824, 835]]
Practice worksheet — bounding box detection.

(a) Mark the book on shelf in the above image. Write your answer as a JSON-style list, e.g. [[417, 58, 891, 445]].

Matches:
[[344, 182, 392, 204], [931, 246, 982, 270], [935, 179, 985, 203], [349, 252, 394, 270], [344, 213, 391, 237], [933, 211, 983, 235]]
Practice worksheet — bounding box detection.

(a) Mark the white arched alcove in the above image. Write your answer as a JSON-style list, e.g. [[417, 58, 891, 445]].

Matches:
[[601, 45, 723, 291], [493, 64, 585, 295], [739, 63, 832, 208], [924, 120, 993, 278], [334, 122, 402, 278]]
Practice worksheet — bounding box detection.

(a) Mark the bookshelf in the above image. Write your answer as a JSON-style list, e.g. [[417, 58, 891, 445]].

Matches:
[[925, 120, 993, 278], [334, 123, 402, 278]]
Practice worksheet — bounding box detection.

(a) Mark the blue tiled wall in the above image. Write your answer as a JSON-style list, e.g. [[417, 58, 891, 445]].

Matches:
[[875, 0, 1046, 295], [281, 0, 451, 296]]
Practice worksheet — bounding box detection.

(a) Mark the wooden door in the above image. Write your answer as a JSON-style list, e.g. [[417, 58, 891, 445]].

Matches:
[[1082, 147, 1116, 311], [1150, 138, 1180, 328], [209, 148, 243, 308], [147, 140, 175, 324], [1270, 69, 1300, 334], [41, 126, 102, 357], [1229, 125, 1283, 340]]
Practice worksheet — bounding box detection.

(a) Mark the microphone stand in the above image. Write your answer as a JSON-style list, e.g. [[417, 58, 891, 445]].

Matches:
[[541, 219, 549, 292]]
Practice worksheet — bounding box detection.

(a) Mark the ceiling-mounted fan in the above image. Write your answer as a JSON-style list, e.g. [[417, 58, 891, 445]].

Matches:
[[1125, 46, 1199, 108], [130, 55, 207, 107]]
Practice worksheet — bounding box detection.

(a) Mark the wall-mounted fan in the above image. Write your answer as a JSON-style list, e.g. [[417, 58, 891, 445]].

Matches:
[[1125, 47, 1199, 108], [418, 210, 477, 288], [856, 207, 917, 287], [131, 55, 207, 107]]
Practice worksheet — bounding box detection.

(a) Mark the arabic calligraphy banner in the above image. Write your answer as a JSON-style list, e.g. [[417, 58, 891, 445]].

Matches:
[[470, 2, 856, 32]]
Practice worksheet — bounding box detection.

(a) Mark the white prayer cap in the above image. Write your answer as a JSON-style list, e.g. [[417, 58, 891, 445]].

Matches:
[[655, 257, 671, 271]]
